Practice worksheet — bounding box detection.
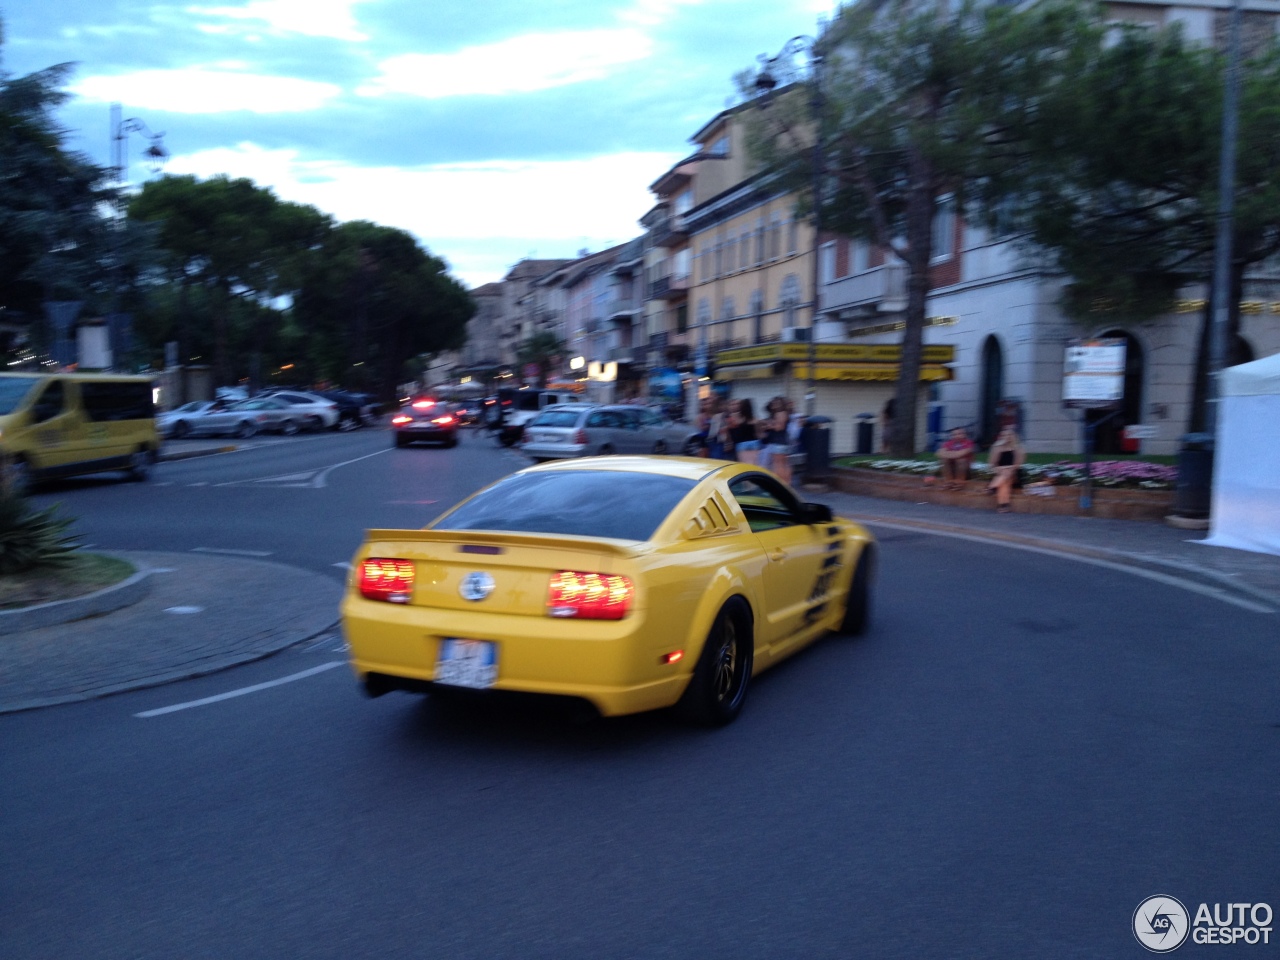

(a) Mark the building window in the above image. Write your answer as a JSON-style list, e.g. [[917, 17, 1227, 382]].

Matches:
[[755, 218, 766, 265], [932, 195, 956, 262], [852, 239, 869, 273], [787, 219, 799, 257], [770, 216, 782, 260], [676, 304, 688, 334], [740, 230, 750, 270], [674, 190, 693, 215], [721, 296, 736, 322], [714, 241, 723, 278], [726, 237, 737, 273], [709, 134, 730, 157], [820, 241, 837, 284], [674, 247, 690, 279]]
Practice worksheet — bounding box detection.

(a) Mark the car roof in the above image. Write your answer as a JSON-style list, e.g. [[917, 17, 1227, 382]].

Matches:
[[523, 455, 732, 483]]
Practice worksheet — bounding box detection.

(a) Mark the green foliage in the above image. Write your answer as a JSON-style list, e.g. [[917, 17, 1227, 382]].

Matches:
[[0, 19, 114, 327], [0, 489, 81, 574], [745, 0, 1100, 454]]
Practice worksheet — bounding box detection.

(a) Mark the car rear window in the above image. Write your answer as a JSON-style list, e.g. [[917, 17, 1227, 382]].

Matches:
[[434, 470, 696, 542], [529, 410, 582, 428]]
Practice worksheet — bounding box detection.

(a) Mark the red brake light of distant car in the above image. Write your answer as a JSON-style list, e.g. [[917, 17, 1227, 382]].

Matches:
[[432, 415, 454, 425], [391, 415, 413, 425], [412, 400, 435, 410], [359, 558, 415, 603], [547, 571, 634, 620], [572, 429, 587, 444]]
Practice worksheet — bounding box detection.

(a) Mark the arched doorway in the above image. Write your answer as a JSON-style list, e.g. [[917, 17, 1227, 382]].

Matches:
[[979, 335, 1004, 447], [1087, 330, 1144, 455]]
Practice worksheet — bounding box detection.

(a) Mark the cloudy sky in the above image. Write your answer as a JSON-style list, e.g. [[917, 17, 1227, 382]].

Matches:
[[2, 0, 833, 288]]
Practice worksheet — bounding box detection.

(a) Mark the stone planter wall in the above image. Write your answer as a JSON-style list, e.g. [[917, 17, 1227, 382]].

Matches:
[[830, 467, 1175, 522]]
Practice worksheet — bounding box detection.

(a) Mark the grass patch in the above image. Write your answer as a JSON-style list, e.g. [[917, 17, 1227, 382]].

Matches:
[[0, 553, 136, 610]]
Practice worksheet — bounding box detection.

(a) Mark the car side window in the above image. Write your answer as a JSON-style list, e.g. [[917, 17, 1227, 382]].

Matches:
[[640, 410, 664, 428], [31, 381, 65, 423], [585, 411, 610, 428], [728, 475, 802, 533], [618, 409, 641, 430]]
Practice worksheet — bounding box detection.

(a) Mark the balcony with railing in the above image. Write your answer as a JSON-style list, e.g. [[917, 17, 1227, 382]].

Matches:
[[606, 297, 640, 320], [648, 274, 690, 301], [821, 262, 908, 314]]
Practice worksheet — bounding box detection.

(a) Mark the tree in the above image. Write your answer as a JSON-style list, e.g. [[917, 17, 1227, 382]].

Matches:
[[128, 175, 329, 388], [747, 0, 1100, 454], [0, 18, 114, 348], [516, 331, 563, 387], [292, 221, 473, 400], [980, 24, 1280, 432]]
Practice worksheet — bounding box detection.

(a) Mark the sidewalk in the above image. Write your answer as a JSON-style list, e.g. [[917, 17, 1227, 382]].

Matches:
[[807, 486, 1280, 608], [2, 442, 1276, 715]]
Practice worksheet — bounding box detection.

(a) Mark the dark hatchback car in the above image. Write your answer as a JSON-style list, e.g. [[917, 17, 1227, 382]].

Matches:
[[391, 397, 458, 448]]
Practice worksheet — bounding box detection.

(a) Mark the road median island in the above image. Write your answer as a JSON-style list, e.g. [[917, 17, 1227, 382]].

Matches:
[[0, 554, 150, 635]]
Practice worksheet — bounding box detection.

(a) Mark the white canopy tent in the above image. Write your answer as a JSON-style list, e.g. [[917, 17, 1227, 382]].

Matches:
[[1205, 351, 1280, 556]]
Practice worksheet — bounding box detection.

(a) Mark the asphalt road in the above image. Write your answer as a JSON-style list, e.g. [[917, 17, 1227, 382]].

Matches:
[[2, 429, 1277, 958]]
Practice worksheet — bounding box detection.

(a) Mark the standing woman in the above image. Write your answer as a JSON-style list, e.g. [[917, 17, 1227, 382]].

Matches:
[[729, 398, 761, 465], [986, 426, 1026, 513], [762, 396, 793, 484]]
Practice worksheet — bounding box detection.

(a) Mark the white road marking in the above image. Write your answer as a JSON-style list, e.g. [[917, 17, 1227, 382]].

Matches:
[[333, 561, 351, 570], [187, 482, 209, 487], [154, 482, 174, 486], [165, 605, 204, 614], [191, 547, 273, 557], [214, 447, 391, 489], [134, 662, 345, 718], [862, 519, 1276, 615]]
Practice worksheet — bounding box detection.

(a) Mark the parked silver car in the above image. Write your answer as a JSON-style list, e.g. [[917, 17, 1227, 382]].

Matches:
[[159, 401, 260, 439], [520, 404, 700, 461], [259, 390, 340, 429], [232, 397, 308, 435]]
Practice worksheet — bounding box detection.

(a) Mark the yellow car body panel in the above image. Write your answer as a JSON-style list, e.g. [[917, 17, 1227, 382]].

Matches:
[[342, 456, 874, 717]]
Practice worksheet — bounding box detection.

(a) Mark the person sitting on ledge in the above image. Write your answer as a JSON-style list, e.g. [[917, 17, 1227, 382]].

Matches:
[[937, 427, 975, 491], [986, 426, 1026, 514]]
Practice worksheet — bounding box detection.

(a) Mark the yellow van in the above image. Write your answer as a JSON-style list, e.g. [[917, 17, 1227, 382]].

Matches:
[[0, 373, 160, 493]]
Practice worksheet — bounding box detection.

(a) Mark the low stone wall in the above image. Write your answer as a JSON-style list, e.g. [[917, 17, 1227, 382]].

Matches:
[[830, 467, 1175, 522]]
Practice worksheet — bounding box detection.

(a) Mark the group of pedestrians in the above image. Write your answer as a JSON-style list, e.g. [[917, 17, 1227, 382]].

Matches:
[[695, 394, 800, 483], [936, 424, 1027, 513]]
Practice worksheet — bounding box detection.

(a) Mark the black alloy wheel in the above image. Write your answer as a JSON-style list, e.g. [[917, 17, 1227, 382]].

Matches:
[[235, 420, 256, 440], [171, 420, 191, 439], [677, 598, 753, 726], [281, 419, 300, 437], [840, 544, 874, 636]]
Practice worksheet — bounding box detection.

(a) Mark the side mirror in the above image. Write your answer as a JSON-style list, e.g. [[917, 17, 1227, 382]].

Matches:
[[802, 502, 833, 524]]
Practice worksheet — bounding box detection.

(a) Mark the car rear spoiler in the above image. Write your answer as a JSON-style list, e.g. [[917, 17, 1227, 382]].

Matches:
[[362, 528, 640, 557]]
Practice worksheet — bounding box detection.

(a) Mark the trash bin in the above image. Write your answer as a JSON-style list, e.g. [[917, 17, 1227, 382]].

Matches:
[[802, 416, 832, 481], [1172, 432, 1214, 519], [855, 414, 875, 455]]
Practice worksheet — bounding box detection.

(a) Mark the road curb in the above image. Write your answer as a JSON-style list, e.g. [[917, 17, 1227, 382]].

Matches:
[[157, 445, 239, 463], [0, 620, 342, 715], [0, 564, 153, 636], [844, 513, 1280, 609]]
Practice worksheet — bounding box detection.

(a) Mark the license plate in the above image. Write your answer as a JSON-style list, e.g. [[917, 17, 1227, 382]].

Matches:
[[435, 639, 498, 689]]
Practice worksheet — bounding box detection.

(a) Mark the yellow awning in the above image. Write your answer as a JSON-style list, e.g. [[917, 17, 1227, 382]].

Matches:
[[790, 363, 954, 382]]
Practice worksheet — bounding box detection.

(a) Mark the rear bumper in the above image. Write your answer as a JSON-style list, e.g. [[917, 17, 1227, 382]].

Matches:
[[342, 597, 692, 717], [520, 442, 587, 459], [396, 425, 456, 442]]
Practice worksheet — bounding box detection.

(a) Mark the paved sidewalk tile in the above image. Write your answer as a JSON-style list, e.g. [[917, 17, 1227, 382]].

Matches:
[[0, 551, 343, 714]]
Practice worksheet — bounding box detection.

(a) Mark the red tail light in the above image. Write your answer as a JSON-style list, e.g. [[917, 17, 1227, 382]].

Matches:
[[359, 558, 415, 603], [412, 400, 435, 410], [432, 415, 454, 425], [547, 571, 634, 620], [572, 429, 587, 444], [391, 415, 412, 425]]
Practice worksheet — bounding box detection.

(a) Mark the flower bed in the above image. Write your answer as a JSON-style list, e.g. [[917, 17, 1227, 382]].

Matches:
[[849, 458, 1177, 490]]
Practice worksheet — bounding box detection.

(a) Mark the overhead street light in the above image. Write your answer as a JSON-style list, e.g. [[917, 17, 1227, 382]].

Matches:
[[754, 34, 825, 418]]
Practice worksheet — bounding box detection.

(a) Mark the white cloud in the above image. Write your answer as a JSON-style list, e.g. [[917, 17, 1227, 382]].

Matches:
[[71, 69, 341, 114], [618, 0, 706, 29], [357, 29, 652, 99], [186, 0, 372, 41], [163, 143, 681, 285]]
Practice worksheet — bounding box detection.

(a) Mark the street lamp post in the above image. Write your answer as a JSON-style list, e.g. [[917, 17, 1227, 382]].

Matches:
[[108, 103, 167, 371], [755, 35, 825, 418]]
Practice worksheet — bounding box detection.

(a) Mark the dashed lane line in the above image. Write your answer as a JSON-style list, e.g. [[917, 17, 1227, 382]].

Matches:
[[134, 662, 345, 718]]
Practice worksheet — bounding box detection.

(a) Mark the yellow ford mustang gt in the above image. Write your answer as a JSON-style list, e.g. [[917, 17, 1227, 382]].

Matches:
[[342, 456, 875, 725]]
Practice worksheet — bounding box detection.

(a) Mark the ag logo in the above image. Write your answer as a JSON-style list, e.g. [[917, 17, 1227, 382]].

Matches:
[[1134, 895, 1190, 953], [459, 571, 495, 602]]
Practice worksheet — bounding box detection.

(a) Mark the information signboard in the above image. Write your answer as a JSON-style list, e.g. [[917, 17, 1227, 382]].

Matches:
[[1063, 338, 1126, 409]]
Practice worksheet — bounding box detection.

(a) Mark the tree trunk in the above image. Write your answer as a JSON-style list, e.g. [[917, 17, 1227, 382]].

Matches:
[[889, 155, 935, 457]]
